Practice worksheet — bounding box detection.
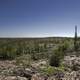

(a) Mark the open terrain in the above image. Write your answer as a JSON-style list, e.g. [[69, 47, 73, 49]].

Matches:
[[0, 37, 80, 80]]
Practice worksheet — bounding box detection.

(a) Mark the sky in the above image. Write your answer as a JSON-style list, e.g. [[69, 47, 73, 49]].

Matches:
[[0, 0, 80, 37]]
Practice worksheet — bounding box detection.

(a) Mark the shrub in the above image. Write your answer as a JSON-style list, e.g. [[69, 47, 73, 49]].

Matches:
[[41, 65, 65, 76], [15, 54, 32, 67], [0, 45, 17, 60], [49, 44, 66, 67], [49, 51, 61, 67], [41, 66, 56, 75]]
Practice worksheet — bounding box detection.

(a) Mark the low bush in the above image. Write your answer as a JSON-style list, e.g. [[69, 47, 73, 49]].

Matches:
[[15, 54, 32, 67], [49, 51, 61, 67]]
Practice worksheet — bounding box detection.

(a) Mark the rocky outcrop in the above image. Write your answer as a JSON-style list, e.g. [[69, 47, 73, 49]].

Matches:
[[0, 55, 80, 80], [0, 75, 28, 80]]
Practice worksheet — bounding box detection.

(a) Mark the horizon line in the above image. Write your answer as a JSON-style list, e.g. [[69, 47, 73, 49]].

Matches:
[[0, 36, 75, 38]]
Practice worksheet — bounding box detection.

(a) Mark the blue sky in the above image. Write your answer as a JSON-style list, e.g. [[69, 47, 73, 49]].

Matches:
[[0, 0, 80, 37]]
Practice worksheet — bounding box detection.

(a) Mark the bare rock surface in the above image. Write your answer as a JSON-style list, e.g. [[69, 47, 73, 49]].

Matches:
[[0, 55, 80, 80]]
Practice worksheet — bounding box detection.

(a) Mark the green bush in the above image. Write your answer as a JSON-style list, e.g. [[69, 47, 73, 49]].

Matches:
[[41, 65, 65, 76], [49, 43, 66, 67], [15, 54, 32, 67], [41, 66, 56, 75], [49, 51, 61, 67], [0, 45, 17, 60]]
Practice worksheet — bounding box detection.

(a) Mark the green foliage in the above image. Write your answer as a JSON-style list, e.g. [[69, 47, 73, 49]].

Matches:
[[0, 38, 70, 60], [15, 54, 32, 67], [59, 40, 69, 52], [41, 66, 56, 75], [49, 41, 69, 67], [62, 41, 69, 51], [41, 65, 65, 76], [49, 51, 61, 67], [0, 45, 17, 60]]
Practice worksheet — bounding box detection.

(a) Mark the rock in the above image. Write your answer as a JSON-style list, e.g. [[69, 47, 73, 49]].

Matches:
[[14, 68, 33, 79], [17, 76, 28, 80], [5, 76, 17, 80], [31, 74, 39, 80], [0, 76, 28, 80], [14, 68, 25, 76], [31, 60, 47, 69], [64, 55, 80, 70], [31, 73, 47, 80]]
